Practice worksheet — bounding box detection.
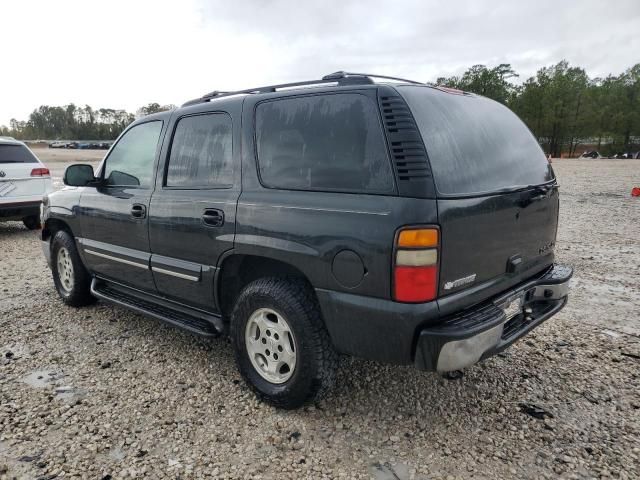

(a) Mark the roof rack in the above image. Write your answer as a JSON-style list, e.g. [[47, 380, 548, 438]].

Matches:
[[182, 71, 425, 106], [321, 71, 424, 85]]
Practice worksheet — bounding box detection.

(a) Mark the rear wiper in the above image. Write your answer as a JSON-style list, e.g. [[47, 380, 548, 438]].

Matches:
[[492, 183, 555, 195], [528, 183, 553, 194], [489, 185, 530, 194]]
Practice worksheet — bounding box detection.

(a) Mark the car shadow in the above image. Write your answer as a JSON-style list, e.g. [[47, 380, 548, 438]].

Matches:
[[0, 221, 37, 236]]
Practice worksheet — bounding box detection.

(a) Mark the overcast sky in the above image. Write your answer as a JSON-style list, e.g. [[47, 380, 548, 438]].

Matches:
[[2, 0, 639, 127]]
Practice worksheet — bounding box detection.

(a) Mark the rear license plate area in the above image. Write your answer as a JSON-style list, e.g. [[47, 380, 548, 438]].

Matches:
[[0, 182, 16, 197], [496, 291, 528, 339], [496, 292, 524, 321]]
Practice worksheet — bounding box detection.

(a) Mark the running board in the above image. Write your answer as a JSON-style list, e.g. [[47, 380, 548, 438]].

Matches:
[[90, 278, 223, 337]]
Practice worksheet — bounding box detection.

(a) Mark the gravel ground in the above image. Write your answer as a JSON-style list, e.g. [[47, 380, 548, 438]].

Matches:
[[1, 159, 639, 480]]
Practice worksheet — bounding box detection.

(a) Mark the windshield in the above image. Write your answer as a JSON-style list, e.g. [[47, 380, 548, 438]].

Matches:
[[0, 144, 38, 163], [398, 86, 554, 196]]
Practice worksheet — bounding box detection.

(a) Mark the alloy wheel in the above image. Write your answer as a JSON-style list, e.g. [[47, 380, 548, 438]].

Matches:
[[245, 308, 297, 384]]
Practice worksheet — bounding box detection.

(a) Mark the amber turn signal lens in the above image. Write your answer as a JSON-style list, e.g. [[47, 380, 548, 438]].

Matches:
[[397, 228, 438, 248]]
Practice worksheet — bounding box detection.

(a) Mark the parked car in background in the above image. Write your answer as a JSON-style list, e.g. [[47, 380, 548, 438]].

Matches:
[[610, 152, 634, 159], [41, 72, 572, 408], [580, 150, 601, 159], [48, 141, 112, 150], [56, 141, 109, 150], [0, 137, 53, 229]]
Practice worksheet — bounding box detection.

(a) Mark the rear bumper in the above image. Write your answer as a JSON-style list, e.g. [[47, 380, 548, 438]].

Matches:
[[0, 200, 41, 220], [317, 264, 573, 370], [415, 264, 573, 371]]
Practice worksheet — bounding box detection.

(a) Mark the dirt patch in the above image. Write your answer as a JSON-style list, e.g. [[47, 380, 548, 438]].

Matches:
[[27, 146, 106, 164]]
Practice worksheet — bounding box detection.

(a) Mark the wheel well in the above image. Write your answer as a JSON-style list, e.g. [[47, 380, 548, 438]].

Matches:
[[42, 218, 73, 242], [218, 255, 314, 318]]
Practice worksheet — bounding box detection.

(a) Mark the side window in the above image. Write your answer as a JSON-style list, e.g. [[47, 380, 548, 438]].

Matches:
[[255, 93, 394, 193], [166, 113, 233, 188], [104, 121, 162, 187]]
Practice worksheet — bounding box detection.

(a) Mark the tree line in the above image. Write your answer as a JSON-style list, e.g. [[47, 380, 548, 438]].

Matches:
[[2, 61, 639, 156], [0, 103, 174, 141], [436, 61, 640, 156]]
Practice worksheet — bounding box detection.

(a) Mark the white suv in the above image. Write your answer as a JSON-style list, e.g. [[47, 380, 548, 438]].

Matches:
[[0, 137, 53, 229]]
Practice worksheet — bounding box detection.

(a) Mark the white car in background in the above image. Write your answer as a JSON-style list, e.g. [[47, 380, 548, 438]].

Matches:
[[0, 137, 53, 229]]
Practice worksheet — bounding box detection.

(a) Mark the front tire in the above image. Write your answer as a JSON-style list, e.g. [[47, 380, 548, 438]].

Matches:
[[22, 215, 41, 230], [51, 230, 95, 307], [230, 278, 338, 409]]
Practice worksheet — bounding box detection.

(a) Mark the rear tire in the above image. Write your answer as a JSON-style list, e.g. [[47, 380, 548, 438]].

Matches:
[[51, 230, 95, 307], [230, 277, 338, 409], [22, 215, 41, 230]]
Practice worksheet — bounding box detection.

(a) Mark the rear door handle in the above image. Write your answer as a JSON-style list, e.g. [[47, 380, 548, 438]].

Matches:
[[131, 203, 147, 219], [202, 208, 224, 227]]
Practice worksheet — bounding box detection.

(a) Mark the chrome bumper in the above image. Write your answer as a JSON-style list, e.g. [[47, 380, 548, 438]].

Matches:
[[414, 264, 573, 372]]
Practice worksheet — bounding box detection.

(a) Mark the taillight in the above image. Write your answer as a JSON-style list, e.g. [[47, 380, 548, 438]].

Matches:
[[30, 167, 50, 176], [393, 227, 439, 303]]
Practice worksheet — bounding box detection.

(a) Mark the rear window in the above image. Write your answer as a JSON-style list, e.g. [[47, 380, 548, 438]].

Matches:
[[0, 144, 38, 163], [398, 86, 554, 195], [256, 93, 394, 194]]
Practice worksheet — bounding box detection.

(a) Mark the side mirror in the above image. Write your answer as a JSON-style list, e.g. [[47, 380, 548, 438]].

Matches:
[[63, 164, 97, 187]]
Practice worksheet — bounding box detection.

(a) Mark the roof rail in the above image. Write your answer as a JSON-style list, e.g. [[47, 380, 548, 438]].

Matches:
[[322, 71, 424, 85], [183, 71, 422, 107], [182, 75, 373, 106]]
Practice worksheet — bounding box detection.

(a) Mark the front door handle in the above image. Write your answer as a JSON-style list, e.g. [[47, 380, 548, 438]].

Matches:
[[131, 203, 147, 219], [202, 208, 224, 227]]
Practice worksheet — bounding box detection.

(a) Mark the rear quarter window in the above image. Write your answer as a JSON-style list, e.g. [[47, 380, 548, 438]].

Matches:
[[255, 93, 394, 194], [398, 86, 554, 196], [0, 144, 38, 163]]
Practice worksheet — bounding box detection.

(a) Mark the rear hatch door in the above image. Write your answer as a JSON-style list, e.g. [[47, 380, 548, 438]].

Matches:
[[0, 143, 46, 201], [397, 86, 558, 301]]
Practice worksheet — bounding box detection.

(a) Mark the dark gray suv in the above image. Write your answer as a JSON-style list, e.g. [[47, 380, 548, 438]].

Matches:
[[41, 72, 572, 408]]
